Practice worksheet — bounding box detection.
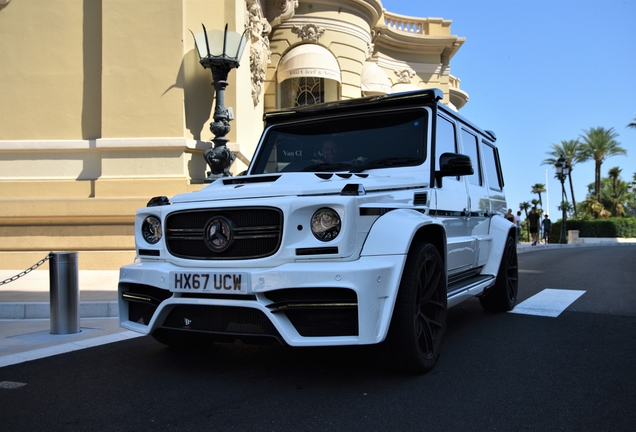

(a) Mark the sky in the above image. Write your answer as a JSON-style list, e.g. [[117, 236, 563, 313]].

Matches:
[[382, 0, 636, 220]]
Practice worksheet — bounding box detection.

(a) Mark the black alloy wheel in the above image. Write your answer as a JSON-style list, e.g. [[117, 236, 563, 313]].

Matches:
[[384, 242, 447, 374], [479, 234, 519, 311]]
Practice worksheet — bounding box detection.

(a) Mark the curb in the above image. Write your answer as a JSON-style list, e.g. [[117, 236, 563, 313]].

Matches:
[[517, 241, 636, 254], [0, 301, 118, 320]]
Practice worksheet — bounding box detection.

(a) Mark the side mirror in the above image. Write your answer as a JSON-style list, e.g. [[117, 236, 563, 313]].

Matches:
[[435, 153, 474, 187]]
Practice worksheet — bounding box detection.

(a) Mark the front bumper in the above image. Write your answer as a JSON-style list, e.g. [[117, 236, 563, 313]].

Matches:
[[118, 255, 406, 346]]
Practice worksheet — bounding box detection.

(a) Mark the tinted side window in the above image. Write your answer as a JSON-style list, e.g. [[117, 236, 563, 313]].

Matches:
[[460, 129, 481, 186], [436, 116, 457, 173], [482, 141, 503, 191]]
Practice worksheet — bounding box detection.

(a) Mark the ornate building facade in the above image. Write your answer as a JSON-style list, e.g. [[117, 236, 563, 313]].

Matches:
[[0, 0, 468, 269]]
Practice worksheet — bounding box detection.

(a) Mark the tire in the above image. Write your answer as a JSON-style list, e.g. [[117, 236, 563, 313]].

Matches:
[[383, 242, 447, 374], [479, 234, 519, 311]]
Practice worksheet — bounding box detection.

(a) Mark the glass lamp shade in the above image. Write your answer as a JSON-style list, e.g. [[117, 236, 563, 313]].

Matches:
[[194, 25, 247, 66]]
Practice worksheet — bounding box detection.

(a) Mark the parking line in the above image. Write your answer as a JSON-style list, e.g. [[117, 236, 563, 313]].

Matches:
[[509, 289, 586, 317]]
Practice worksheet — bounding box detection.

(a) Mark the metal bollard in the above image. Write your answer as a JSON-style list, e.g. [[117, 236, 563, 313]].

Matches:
[[49, 252, 80, 334]]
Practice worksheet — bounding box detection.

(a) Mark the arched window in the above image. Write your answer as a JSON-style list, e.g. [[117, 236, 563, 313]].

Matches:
[[277, 44, 341, 108]]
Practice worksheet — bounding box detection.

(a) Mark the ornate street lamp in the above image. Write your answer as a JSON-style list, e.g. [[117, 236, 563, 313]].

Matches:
[[555, 157, 570, 244], [193, 24, 247, 182]]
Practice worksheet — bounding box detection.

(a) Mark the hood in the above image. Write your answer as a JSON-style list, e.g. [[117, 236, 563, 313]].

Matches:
[[169, 171, 430, 204]]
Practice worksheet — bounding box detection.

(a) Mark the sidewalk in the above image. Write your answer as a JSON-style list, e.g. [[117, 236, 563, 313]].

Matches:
[[2, 239, 635, 369], [0, 269, 137, 368]]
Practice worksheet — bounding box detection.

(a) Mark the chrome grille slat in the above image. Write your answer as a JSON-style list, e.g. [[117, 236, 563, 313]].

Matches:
[[165, 207, 283, 260]]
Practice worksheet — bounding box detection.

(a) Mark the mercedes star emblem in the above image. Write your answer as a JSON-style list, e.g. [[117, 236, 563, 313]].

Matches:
[[203, 216, 234, 252]]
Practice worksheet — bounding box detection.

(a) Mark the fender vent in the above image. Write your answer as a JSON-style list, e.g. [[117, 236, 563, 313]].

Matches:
[[414, 192, 428, 206]]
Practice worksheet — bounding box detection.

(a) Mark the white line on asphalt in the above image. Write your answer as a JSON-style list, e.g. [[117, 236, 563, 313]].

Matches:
[[509, 288, 586, 317], [0, 331, 143, 369]]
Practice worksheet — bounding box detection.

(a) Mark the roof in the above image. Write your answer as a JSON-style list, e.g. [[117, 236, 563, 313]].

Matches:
[[263, 89, 444, 124]]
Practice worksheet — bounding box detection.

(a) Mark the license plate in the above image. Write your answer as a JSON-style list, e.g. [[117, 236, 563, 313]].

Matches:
[[170, 272, 248, 293]]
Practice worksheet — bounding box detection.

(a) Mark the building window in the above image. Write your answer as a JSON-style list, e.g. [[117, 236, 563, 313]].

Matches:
[[279, 76, 339, 108]]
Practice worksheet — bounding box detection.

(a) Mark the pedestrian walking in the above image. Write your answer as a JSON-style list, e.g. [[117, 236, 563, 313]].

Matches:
[[528, 207, 540, 246], [542, 214, 552, 244]]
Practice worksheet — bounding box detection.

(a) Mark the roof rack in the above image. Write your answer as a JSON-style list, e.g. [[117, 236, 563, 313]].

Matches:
[[263, 88, 444, 122]]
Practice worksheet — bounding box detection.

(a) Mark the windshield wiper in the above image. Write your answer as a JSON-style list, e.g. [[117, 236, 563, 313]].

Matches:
[[300, 162, 353, 172], [349, 157, 421, 173]]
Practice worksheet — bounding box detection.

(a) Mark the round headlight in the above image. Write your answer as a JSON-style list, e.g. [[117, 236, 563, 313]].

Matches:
[[141, 216, 162, 244], [311, 208, 341, 241]]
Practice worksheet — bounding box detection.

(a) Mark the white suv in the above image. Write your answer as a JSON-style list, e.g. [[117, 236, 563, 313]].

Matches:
[[118, 89, 518, 374]]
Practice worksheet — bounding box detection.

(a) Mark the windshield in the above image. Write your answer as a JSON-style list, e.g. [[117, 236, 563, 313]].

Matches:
[[250, 109, 428, 174]]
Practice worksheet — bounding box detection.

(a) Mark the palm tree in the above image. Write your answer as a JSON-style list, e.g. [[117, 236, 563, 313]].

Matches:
[[601, 169, 630, 217], [628, 116, 636, 129], [580, 127, 627, 201], [519, 201, 531, 217], [579, 197, 604, 219], [542, 139, 584, 216], [601, 179, 628, 217], [531, 183, 546, 208], [579, 127, 626, 203], [558, 201, 573, 218], [608, 166, 622, 199]]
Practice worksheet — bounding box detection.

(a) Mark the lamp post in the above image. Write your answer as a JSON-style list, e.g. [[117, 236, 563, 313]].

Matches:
[[193, 24, 247, 182], [555, 157, 570, 244]]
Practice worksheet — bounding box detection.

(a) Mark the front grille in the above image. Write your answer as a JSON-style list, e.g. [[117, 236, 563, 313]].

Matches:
[[160, 305, 280, 338], [165, 207, 283, 260], [265, 288, 359, 337]]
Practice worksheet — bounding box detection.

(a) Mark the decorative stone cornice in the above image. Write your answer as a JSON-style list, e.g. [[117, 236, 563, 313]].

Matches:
[[291, 23, 325, 42]]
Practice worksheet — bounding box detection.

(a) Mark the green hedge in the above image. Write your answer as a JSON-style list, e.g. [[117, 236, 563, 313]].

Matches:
[[549, 218, 636, 242]]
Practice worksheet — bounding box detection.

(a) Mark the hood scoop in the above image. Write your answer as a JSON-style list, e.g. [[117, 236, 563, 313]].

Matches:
[[315, 173, 369, 180], [222, 175, 281, 185]]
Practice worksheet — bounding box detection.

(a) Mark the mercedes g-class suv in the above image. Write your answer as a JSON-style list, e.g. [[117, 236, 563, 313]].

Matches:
[[118, 89, 518, 374]]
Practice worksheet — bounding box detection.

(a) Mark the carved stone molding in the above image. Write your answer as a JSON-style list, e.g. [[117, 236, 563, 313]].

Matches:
[[366, 42, 375, 60], [265, 0, 298, 28], [246, 0, 272, 106], [0, 0, 11, 5], [291, 23, 325, 42], [394, 68, 416, 84]]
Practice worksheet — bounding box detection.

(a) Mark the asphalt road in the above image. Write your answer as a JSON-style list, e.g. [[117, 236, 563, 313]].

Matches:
[[1, 246, 635, 431]]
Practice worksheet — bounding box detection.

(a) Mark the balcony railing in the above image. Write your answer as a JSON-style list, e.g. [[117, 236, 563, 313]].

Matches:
[[449, 75, 461, 89], [383, 11, 450, 35]]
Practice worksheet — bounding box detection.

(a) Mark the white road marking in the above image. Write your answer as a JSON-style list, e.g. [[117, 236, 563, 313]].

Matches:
[[509, 289, 586, 317], [0, 331, 143, 369]]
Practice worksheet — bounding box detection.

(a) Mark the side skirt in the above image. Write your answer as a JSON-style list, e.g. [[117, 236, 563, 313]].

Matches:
[[447, 271, 496, 308]]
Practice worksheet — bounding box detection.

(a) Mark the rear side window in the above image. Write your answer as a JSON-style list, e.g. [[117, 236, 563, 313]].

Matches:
[[460, 129, 481, 186], [482, 141, 503, 191], [435, 116, 458, 177]]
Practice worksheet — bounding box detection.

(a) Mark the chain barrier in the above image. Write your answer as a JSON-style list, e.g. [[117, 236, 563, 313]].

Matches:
[[0, 252, 53, 287]]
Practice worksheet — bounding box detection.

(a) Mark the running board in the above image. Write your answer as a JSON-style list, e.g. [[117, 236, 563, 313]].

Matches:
[[447, 275, 496, 308]]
